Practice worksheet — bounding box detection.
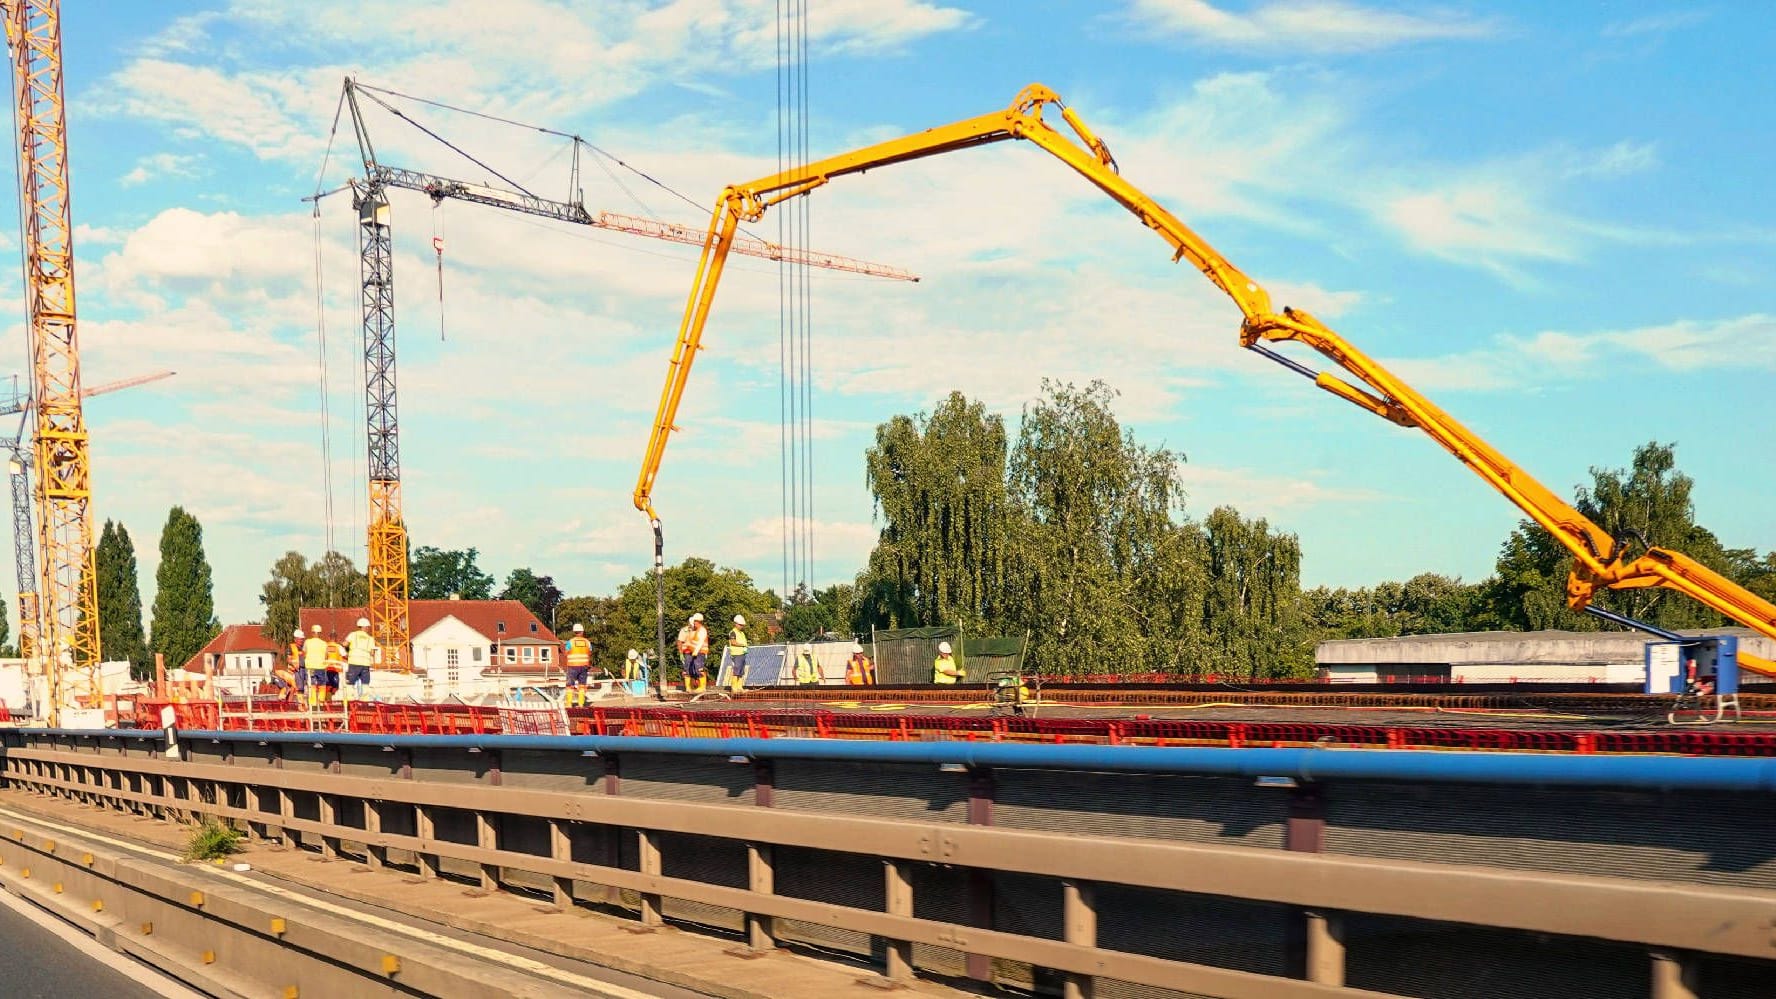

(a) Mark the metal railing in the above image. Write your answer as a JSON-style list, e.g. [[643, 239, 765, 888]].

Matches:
[[1, 727, 1768, 998]]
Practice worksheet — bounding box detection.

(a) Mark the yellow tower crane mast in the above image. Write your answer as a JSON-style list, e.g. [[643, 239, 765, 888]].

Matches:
[[1, 0, 99, 723]]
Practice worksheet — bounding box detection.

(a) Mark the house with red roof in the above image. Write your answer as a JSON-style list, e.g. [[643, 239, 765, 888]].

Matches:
[[176, 624, 285, 695], [298, 598, 562, 683]]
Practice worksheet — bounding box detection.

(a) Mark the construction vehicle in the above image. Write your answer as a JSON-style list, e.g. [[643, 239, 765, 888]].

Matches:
[[317, 78, 916, 675], [633, 83, 1776, 675]]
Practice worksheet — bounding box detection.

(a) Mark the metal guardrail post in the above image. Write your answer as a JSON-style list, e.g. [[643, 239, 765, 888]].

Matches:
[[415, 805, 439, 879], [319, 792, 339, 859], [884, 859, 914, 981], [278, 789, 296, 848], [747, 843, 775, 951], [365, 796, 385, 870], [637, 829, 663, 926], [964, 766, 995, 981], [550, 819, 572, 907], [476, 809, 499, 890], [1650, 950, 1697, 999], [1062, 881, 1097, 999], [1304, 911, 1345, 986]]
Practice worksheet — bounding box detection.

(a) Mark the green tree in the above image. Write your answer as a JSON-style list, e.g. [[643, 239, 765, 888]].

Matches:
[[96, 520, 149, 677], [258, 550, 367, 644], [615, 558, 774, 682], [1487, 442, 1746, 632], [782, 583, 855, 642], [1199, 506, 1310, 679], [150, 506, 220, 670], [410, 546, 494, 600], [855, 391, 1016, 632], [499, 568, 563, 624], [1006, 380, 1187, 675], [555, 594, 623, 667]]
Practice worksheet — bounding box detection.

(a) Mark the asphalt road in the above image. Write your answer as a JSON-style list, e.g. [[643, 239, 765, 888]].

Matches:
[[0, 891, 166, 999]]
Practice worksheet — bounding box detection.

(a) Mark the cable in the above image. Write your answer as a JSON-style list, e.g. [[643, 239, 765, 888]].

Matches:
[[311, 204, 336, 607]]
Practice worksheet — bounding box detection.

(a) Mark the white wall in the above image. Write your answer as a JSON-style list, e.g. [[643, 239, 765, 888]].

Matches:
[[412, 615, 492, 685]]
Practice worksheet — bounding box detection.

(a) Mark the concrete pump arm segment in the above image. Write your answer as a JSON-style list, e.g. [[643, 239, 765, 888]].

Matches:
[[633, 83, 1776, 674]]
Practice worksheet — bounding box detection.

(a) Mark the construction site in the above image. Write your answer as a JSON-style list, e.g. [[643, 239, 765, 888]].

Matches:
[[0, 2, 1770, 998]]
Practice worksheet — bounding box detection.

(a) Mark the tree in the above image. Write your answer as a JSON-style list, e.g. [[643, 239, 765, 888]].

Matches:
[[258, 550, 367, 644], [1487, 442, 1747, 632], [855, 392, 1016, 632], [150, 506, 220, 670], [499, 568, 562, 625], [409, 546, 494, 600], [555, 594, 623, 666], [1198, 506, 1310, 679], [615, 558, 774, 681], [96, 520, 148, 677]]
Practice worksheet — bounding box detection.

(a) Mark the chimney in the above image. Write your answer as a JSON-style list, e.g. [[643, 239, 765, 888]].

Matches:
[[449, 592, 462, 601]]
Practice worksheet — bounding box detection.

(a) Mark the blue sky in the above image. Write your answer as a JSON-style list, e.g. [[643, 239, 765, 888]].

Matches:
[[19, 1, 1774, 624]]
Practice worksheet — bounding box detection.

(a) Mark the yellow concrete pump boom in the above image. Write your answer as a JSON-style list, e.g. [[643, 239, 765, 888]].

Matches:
[[634, 83, 1776, 675]]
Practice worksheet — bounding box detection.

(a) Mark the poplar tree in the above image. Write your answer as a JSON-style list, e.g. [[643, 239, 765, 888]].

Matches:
[[150, 506, 219, 670], [96, 520, 149, 677]]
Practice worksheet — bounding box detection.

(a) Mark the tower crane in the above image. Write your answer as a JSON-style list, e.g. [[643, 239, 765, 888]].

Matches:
[[1, 0, 98, 724], [318, 78, 916, 672], [1, 369, 173, 668]]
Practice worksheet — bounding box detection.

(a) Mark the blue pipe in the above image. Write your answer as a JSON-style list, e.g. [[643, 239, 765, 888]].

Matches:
[[25, 729, 1753, 793]]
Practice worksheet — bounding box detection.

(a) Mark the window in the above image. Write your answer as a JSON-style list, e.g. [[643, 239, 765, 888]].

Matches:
[[504, 646, 517, 664], [521, 646, 535, 663], [472, 647, 483, 663], [529, 622, 538, 633], [539, 647, 551, 663], [497, 621, 506, 633], [445, 648, 460, 683]]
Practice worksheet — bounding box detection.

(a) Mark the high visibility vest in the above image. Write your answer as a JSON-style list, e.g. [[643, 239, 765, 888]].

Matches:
[[933, 655, 959, 684], [687, 625, 709, 655], [289, 641, 304, 670], [795, 652, 819, 684], [846, 655, 873, 685], [728, 627, 748, 654], [303, 637, 329, 670], [325, 642, 345, 670], [565, 636, 592, 667], [345, 629, 378, 666]]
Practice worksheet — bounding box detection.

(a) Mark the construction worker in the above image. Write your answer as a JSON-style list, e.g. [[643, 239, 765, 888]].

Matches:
[[323, 631, 345, 704], [624, 648, 642, 682], [794, 643, 820, 686], [933, 641, 964, 685], [344, 617, 379, 703], [726, 615, 749, 691], [564, 623, 593, 706], [303, 624, 330, 708], [676, 612, 710, 693], [846, 643, 875, 686], [286, 628, 307, 700]]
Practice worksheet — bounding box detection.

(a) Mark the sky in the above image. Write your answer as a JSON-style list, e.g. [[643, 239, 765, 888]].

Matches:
[[15, 0, 1774, 625]]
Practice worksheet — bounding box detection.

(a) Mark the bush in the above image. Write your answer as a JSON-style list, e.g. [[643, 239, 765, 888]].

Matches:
[[183, 819, 243, 862]]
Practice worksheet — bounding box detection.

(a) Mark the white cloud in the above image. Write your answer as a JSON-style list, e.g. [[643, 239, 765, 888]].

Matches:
[[1127, 0, 1495, 53], [1603, 10, 1710, 39], [1383, 313, 1776, 392], [119, 152, 204, 187]]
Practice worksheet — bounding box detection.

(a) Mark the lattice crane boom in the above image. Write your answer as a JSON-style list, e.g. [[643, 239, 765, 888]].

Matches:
[[329, 78, 916, 673], [2, 0, 97, 721]]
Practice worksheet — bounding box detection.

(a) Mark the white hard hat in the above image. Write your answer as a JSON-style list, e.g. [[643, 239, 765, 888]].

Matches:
[[357, 617, 370, 628], [311, 624, 322, 633], [572, 623, 585, 632], [293, 629, 304, 639], [690, 612, 703, 622], [733, 614, 746, 625], [938, 641, 952, 654], [626, 648, 639, 660], [852, 643, 864, 654], [802, 643, 813, 653]]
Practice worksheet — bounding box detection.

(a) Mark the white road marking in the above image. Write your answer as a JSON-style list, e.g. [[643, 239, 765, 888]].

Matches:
[[0, 803, 661, 999], [0, 874, 207, 998]]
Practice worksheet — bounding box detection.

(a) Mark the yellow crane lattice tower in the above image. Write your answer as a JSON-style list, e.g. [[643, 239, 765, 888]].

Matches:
[[2, 0, 99, 719]]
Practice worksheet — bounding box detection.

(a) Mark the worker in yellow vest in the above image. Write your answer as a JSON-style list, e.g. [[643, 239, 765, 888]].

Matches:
[[302, 625, 330, 709], [676, 612, 711, 693], [794, 643, 820, 686], [845, 643, 875, 686], [725, 615, 749, 693], [933, 641, 964, 685], [563, 623, 593, 706], [624, 648, 643, 682], [323, 632, 346, 704], [344, 617, 379, 703], [285, 628, 307, 701]]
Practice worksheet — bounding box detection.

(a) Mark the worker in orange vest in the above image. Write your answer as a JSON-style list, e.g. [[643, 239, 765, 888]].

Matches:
[[563, 623, 593, 707], [676, 612, 710, 693], [845, 643, 875, 686], [283, 628, 307, 700], [323, 631, 346, 704]]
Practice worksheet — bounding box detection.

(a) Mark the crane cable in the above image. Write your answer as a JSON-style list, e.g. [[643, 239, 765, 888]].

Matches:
[[432, 203, 446, 342], [777, 0, 815, 602], [311, 94, 343, 610]]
